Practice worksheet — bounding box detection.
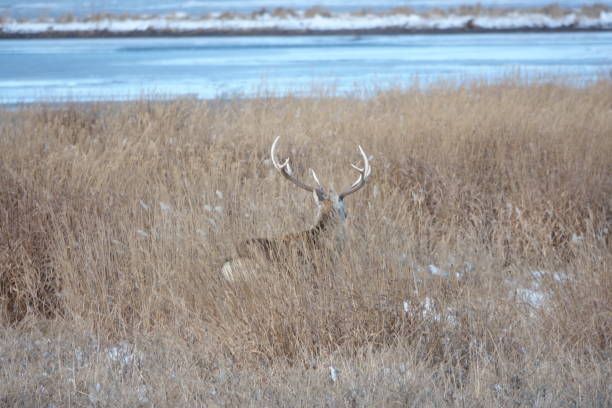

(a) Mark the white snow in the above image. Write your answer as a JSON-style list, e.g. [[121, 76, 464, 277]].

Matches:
[[422, 296, 435, 315], [516, 288, 547, 308], [2, 10, 611, 34], [531, 270, 571, 283], [428, 264, 450, 278], [138, 385, 149, 404], [507, 270, 571, 310], [111, 239, 126, 247], [570, 233, 584, 243], [553, 272, 569, 282], [427, 263, 465, 280], [88, 383, 102, 404], [329, 365, 339, 383], [107, 342, 138, 366], [403, 297, 459, 326]]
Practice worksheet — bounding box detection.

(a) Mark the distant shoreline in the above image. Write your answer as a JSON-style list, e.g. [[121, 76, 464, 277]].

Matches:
[[2, 5, 610, 39], [2, 26, 611, 40]]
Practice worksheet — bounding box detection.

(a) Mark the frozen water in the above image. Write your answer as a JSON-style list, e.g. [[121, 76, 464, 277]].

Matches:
[[1, 32, 610, 104]]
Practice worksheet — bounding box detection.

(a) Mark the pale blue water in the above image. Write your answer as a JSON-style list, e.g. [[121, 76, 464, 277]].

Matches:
[[1, 32, 610, 104], [0, 0, 608, 18]]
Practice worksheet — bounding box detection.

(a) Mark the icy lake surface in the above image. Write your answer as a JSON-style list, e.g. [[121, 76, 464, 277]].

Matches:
[[1, 32, 611, 104]]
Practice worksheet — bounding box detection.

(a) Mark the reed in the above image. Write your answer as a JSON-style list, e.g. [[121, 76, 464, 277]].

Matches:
[[0, 79, 609, 406]]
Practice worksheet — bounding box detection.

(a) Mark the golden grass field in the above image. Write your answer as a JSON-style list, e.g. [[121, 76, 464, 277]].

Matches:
[[0, 79, 610, 406]]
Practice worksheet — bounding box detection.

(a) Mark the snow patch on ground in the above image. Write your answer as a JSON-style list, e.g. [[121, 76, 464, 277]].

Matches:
[[516, 288, 547, 308], [403, 296, 459, 327], [427, 263, 467, 280], [506, 270, 572, 310]]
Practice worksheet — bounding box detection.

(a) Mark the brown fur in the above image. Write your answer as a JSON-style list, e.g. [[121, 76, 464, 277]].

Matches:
[[235, 199, 339, 262]]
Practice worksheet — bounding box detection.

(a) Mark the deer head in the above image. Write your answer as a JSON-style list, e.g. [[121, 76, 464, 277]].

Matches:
[[270, 136, 371, 227]]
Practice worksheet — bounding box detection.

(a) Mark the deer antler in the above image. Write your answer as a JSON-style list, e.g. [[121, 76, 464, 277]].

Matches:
[[339, 145, 371, 199], [271, 136, 324, 195]]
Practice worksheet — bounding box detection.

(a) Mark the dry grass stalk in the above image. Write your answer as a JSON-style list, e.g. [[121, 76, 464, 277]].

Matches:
[[0, 79, 610, 406]]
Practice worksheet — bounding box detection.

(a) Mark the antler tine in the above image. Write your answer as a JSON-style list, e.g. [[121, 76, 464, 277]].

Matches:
[[339, 144, 371, 199], [271, 136, 322, 194], [310, 169, 323, 190]]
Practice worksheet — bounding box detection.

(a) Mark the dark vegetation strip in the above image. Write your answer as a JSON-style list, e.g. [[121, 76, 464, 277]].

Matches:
[[2, 25, 611, 39]]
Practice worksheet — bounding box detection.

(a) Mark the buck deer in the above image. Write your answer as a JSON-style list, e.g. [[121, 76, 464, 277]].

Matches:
[[221, 136, 371, 282]]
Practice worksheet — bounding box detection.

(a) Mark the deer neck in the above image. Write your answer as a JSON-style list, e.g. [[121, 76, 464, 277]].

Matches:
[[310, 205, 345, 239], [315, 209, 336, 231]]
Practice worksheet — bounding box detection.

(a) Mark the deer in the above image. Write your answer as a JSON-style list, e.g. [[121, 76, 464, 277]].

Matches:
[[221, 136, 372, 282]]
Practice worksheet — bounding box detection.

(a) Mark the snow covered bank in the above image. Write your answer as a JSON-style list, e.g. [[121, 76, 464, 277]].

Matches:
[[2, 6, 611, 37]]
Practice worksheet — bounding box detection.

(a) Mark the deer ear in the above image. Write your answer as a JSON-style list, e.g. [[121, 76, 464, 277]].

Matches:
[[312, 189, 320, 204]]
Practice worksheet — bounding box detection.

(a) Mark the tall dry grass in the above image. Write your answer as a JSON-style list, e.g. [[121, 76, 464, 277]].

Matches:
[[0, 80, 610, 406]]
